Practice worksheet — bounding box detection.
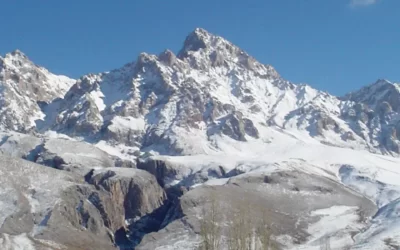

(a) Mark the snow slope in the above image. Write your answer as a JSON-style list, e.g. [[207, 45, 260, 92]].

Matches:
[[141, 127, 400, 249]]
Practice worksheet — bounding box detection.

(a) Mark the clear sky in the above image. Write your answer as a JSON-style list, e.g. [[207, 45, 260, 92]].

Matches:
[[1, 0, 399, 95]]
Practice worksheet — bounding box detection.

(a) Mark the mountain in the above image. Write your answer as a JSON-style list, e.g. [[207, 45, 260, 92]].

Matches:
[[342, 79, 400, 153], [0, 50, 75, 131], [31, 28, 400, 158], [0, 28, 399, 249]]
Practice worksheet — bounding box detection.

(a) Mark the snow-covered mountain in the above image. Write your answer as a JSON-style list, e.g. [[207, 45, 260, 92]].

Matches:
[[29, 28, 400, 158], [0, 50, 75, 131], [1, 28, 400, 249], [342, 79, 400, 153]]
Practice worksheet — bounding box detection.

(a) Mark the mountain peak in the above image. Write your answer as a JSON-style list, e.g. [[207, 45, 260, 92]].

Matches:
[[178, 28, 213, 58], [192, 27, 212, 38], [374, 79, 393, 86], [5, 49, 29, 60], [10, 49, 26, 56], [2, 49, 33, 70], [343, 78, 400, 113], [177, 27, 246, 63], [363, 79, 398, 91], [176, 28, 279, 78]]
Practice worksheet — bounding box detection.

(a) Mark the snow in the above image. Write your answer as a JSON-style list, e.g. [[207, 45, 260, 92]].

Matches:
[[294, 206, 361, 250], [352, 198, 400, 249], [43, 130, 75, 140], [204, 178, 230, 186], [31, 239, 66, 250], [95, 140, 139, 161], [0, 155, 76, 249], [339, 165, 400, 207], [149, 124, 400, 181], [89, 88, 106, 111], [146, 127, 400, 249], [93, 167, 139, 178], [108, 116, 145, 132], [0, 50, 75, 131], [0, 187, 19, 227], [0, 233, 35, 250], [154, 232, 200, 250]]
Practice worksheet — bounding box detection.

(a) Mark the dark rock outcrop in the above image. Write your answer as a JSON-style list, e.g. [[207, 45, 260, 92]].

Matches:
[[87, 167, 167, 221]]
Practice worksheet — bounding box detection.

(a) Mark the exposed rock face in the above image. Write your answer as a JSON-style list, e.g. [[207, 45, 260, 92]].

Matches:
[[87, 167, 167, 221], [220, 113, 247, 141], [341, 80, 400, 154], [221, 114, 246, 141], [177, 28, 280, 78], [207, 112, 259, 141], [0, 153, 116, 250], [0, 50, 74, 132], [44, 76, 104, 136], [158, 50, 177, 66], [243, 118, 259, 138], [136, 157, 180, 187], [102, 116, 145, 147], [38, 185, 119, 250], [344, 79, 400, 112], [381, 127, 400, 153], [345, 103, 372, 124], [87, 167, 170, 248], [315, 112, 339, 136], [178, 28, 208, 58], [0, 151, 171, 250], [209, 51, 225, 67]]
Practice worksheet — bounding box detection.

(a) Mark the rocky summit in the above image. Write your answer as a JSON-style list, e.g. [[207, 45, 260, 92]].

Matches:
[[0, 28, 400, 249]]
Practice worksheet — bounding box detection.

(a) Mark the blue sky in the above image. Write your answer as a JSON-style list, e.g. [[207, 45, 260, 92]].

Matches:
[[1, 0, 399, 95]]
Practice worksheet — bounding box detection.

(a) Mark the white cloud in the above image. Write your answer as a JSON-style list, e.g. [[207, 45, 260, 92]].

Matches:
[[350, 0, 379, 7]]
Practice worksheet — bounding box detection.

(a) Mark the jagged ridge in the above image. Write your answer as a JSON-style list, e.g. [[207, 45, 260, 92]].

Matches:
[[0, 50, 75, 131], [2, 28, 400, 157]]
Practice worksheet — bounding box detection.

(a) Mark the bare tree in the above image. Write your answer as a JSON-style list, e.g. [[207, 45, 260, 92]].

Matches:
[[226, 197, 257, 250], [199, 189, 222, 250], [320, 236, 331, 250], [255, 208, 272, 250], [199, 189, 278, 250]]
